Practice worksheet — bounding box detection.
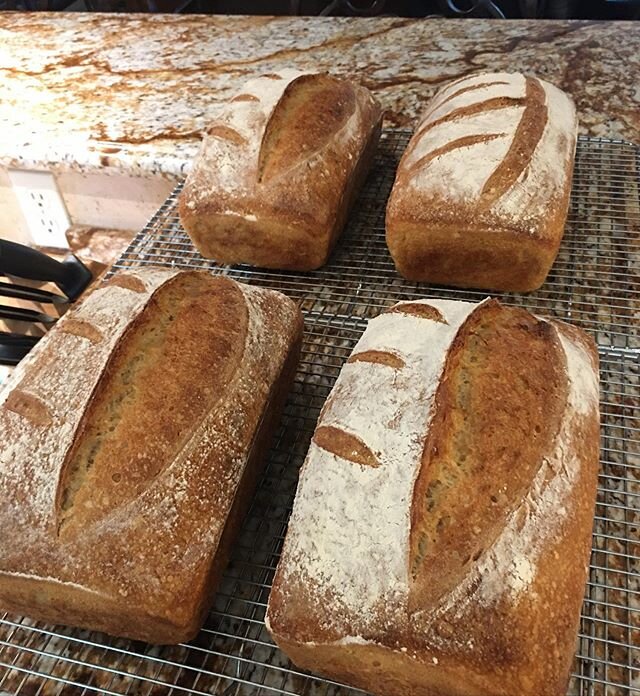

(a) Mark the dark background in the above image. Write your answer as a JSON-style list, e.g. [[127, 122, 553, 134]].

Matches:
[[2, 0, 639, 21], [210, 0, 640, 18]]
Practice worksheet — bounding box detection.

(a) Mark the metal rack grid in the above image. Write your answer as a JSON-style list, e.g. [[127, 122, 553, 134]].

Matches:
[[1, 131, 638, 696]]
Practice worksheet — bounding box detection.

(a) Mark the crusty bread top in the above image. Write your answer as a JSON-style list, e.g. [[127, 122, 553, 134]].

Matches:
[[0, 268, 301, 625], [179, 70, 381, 228], [267, 299, 599, 659], [387, 72, 577, 239]]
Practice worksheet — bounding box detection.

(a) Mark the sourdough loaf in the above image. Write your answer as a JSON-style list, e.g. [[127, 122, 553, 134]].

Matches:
[[386, 72, 578, 291], [267, 298, 600, 696], [179, 70, 382, 271], [0, 267, 302, 644]]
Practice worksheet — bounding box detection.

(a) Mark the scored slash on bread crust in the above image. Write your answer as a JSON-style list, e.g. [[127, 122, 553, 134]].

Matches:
[[55, 272, 254, 539], [59, 319, 104, 344], [0, 267, 303, 644], [385, 72, 578, 292], [266, 297, 600, 696], [478, 77, 547, 208], [178, 70, 382, 271], [256, 73, 357, 185], [346, 349, 406, 370], [387, 301, 447, 323], [408, 300, 569, 610], [4, 390, 53, 427], [313, 425, 381, 468]]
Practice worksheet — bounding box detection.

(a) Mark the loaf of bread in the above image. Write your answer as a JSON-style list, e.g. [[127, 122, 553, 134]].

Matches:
[[0, 267, 302, 644], [267, 298, 599, 696], [386, 72, 578, 292], [179, 70, 382, 271]]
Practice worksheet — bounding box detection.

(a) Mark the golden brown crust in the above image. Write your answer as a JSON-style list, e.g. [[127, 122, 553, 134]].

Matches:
[[184, 317, 303, 640], [56, 273, 249, 538], [273, 638, 493, 696], [59, 318, 104, 344], [409, 301, 569, 609], [179, 71, 382, 271], [347, 349, 405, 369], [478, 78, 547, 209], [267, 299, 600, 696], [386, 72, 578, 291], [0, 268, 302, 643], [206, 124, 247, 145], [106, 273, 146, 293], [4, 389, 53, 427], [385, 301, 447, 322], [231, 93, 259, 102], [313, 425, 381, 468], [257, 73, 357, 185], [387, 223, 560, 291]]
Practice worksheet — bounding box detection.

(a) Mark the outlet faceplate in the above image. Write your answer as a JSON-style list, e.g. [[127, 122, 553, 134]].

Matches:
[[7, 169, 70, 249]]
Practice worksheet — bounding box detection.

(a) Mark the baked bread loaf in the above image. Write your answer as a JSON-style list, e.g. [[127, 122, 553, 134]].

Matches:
[[386, 72, 578, 292], [0, 267, 302, 644], [179, 70, 382, 271], [267, 298, 599, 696]]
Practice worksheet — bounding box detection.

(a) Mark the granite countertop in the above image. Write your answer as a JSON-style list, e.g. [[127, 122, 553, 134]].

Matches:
[[0, 13, 638, 179]]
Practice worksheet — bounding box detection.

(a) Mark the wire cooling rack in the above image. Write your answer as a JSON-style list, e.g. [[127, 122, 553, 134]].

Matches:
[[0, 131, 638, 696]]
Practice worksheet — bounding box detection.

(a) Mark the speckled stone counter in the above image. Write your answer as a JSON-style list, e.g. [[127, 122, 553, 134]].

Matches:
[[0, 13, 638, 179]]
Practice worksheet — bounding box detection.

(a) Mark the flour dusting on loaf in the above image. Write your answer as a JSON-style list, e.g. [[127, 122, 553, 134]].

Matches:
[[397, 72, 577, 230], [272, 299, 480, 633], [0, 268, 169, 540], [187, 69, 305, 199], [179, 71, 382, 271], [268, 297, 600, 695], [182, 69, 368, 202], [386, 71, 578, 291], [0, 267, 302, 643], [436, 318, 599, 619]]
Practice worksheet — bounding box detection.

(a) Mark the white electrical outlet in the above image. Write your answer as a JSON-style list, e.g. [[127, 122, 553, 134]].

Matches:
[[7, 169, 71, 249]]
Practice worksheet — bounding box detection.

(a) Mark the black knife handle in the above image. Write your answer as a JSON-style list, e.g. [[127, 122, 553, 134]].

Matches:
[[0, 305, 56, 325], [0, 332, 39, 366], [0, 240, 92, 302], [0, 280, 67, 305]]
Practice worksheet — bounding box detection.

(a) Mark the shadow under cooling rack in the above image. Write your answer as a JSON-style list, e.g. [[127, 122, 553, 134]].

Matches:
[[0, 131, 638, 696]]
